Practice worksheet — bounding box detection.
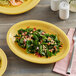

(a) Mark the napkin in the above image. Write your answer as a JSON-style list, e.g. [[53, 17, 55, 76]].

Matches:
[[53, 28, 76, 76]]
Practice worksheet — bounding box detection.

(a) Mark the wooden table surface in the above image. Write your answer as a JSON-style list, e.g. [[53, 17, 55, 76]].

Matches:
[[0, 0, 76, 76]]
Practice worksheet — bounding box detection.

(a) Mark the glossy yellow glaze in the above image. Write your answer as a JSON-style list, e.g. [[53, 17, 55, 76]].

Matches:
[[7, 20, 70, 64], [0, 48, 7, 76], [0, 0, 40, 15]]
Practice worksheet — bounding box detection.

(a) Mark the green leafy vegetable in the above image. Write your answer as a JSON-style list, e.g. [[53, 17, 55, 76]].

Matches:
[[14, 27, 62, 58]]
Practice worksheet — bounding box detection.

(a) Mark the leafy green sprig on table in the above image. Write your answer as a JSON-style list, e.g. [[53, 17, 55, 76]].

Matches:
[[69, 0, 75, 4]]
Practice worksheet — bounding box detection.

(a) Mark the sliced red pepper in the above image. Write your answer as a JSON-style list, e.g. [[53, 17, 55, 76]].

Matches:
[[33, 28, 36, 31], [42, 32, 45, 35]]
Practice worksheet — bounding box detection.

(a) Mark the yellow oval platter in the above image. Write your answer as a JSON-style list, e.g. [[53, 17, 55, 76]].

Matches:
[[0, 0, 40, 15], [0, 48, 7, 76], [7, 20, 70, 64]]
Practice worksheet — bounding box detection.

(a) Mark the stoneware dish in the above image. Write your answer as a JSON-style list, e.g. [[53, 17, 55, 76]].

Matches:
[[7, 20, 70, 64], [0, 48, 7, 76], [0, 0, 40, 15]]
